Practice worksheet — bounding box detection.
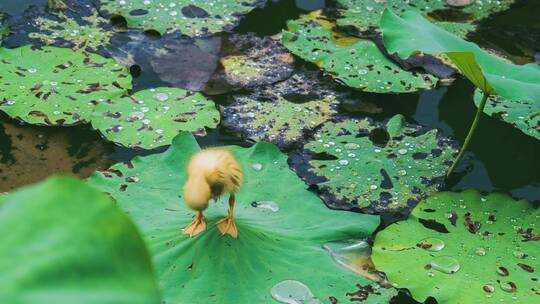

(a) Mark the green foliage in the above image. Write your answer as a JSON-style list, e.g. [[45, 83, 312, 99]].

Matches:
[[282, 12, 437, 93], [99, 0, 264, 36], [336, 0, 514, 36], [0, 176, 160, 304], [372, 190, 540, 303], [474, 89, 540, 140], [91, 87, 219, 149], [290, 115, 457, 213], [88, 133, 396, 304], [380, 9, 540, 102], [0, 45, 131, 126]]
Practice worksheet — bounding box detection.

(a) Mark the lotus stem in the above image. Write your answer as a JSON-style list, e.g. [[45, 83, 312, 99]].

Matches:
[[446, 91, 489, 178]]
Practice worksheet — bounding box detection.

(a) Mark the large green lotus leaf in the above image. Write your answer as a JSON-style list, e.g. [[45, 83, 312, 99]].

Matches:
[[290, 115, 457, 214], [336, 0, 513, 36], [380, 9, 540, 102], [372, 190, 540, 303], [0, 176, 160, 304], [0, 45, 132, 126], [473, 89, 540, 140], [99, 0, 265, 36], [91, 87, 219, 149], [221, 71, 347, 149], [88, 133, 396, 303], [282, 12, 437, 93]]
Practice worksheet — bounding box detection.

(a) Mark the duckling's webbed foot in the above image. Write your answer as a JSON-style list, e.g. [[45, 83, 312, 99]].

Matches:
[[182, 211, 206, 237], [216, 194, 238, 238]]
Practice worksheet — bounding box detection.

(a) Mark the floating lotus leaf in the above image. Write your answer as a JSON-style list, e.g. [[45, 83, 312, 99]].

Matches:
[[88, 133, 396, 303], [290, 115, 457, 214], [99, 0, 265, 36], [0, 176, 160, 304], [380, 9, 540, 102], [282, 12, 437, 93], [221, 71, 350, 148], [473, 89, 540, 140], [0, 45, 132, 126], [217, 34, 294, 89], [336, 0, 513, 36], [372, 190, 540, 303], [91, 87, 219, 149], [6, 1, 113, 52]]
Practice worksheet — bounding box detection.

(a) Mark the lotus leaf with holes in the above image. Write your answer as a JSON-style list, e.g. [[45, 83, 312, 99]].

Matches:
[[290, 115, 457, 214], [372, 190, 540, 303], [0, 45, 131, 125], [282, 12, 437, 93], [91, 87, 220, 149], [87, 133, 396, 303]]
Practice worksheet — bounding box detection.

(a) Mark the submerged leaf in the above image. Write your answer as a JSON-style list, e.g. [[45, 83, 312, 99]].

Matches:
[[99, 0, 266, 36], [0, 176, 160, 304], [282, 12, 437, 93], [0, 45, 131, 125], [290, 115, 457, 214], [88, 133, 396, 303], [372, 190, 540, 303], [221, 71, 353, 148], [91, 87, 219, 149]]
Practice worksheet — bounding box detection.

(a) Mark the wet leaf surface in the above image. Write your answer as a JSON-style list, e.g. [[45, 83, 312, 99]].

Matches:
[[0, 176, 160, 304], [290, 115, 457, 214], [335, 0, 514, 36], [99, 0, 266, 36], [91, 87, 220, 149], [221, 70, 352, 149], [88, 132, 396, 304], [372, 190, 540, 303], [0, 45, 132, 125], [282, 12, 437, 93], [208, 33, 294, 92], [474, 89, 540, 140], [0, 118, 113, 192]]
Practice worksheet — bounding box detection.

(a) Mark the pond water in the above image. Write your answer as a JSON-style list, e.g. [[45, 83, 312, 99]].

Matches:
[[1, 0, 538, 201], [0, 0, 538, 302]]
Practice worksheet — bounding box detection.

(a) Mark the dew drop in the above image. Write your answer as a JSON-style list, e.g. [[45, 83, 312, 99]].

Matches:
[[417, 238, 445, 252], [5, 100, 15, 105], [429, 256, 460, 274], [130, 111, 145, 120], [397, 169, 407, 176], [483, 284, 495, 293], [513, 251, 526, 259], [497, 266, 509, 276], [370, 185, 378, 190], [251, 201, 279, 212], [323, 240, 376, 279], [270, 280, 322, 304], [338, 159, 349, 166], [345, 143, 359, 150], [27, 68, 37, 73], [252, 163, 263, 171], [155, 129, 163, 134], [154, 92, 169, 101], [475, 247, 486, 256], [499, 281, 517, 293], [398, 148, 408, 155]]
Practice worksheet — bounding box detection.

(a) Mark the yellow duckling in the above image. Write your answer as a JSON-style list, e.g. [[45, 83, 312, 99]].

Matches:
[[182, 148, 243, 238]]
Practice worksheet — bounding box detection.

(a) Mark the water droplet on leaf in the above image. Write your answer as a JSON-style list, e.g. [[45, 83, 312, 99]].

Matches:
[[429, 256, 460, 274], [270, 280, 322, 304]]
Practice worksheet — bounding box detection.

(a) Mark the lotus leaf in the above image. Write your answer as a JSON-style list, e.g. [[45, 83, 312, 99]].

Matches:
[[282, 12, 437, 93], [372, 190, 540, 303], [290, 115, 457, 213], [0, 176, 160, 304], [91, 87, 219, 149], [99, 0, 265, 36], [6, 1, 113, 52], [336, 0, 513, 36], [221, 71, 350, 148], [217, 34, 294, 89], [474, 89, 540, 140], [380, 9, 540, 102], [88, 133, 397, 303], [0, 45, 132, 125]]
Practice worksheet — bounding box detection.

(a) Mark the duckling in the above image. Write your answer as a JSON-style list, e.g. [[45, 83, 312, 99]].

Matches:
[[182, 148, 243, 238]]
